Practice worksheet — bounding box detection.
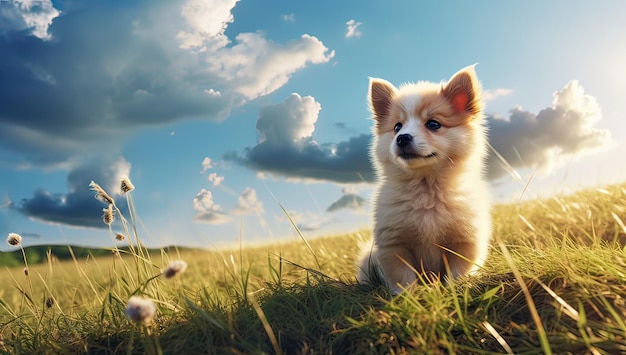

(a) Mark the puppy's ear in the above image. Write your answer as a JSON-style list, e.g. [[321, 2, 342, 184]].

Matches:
[[442, 65, 483, 116], [369, 78, 397, 121]]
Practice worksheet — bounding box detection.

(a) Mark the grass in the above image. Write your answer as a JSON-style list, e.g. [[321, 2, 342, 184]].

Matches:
[[1, 181, 626, 354]]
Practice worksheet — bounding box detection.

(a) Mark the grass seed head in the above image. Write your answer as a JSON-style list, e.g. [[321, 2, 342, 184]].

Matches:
[[125, 296, 156, 324], [115, 232, 125, 241], [120, 177, 135, 194], [162, 260, 188, 279], [46, 296, 54, 308], [6, 233, 22, 246], [102, 205, 115, 225], [23, 267, 29, 276], [89, 181, 114, 205]]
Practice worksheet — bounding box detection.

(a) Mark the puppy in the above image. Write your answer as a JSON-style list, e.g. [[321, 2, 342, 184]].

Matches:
[[357, 65, 491, 293]]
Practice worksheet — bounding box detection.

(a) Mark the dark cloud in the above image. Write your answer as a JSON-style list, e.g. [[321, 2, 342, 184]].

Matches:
[[16, 157, 130, 228], [226, 134, 373, 183], [228, 81, 612, 184], [327, 191, 368, 212], [224, 94, 373, 183], [0, 0, 333, 166]]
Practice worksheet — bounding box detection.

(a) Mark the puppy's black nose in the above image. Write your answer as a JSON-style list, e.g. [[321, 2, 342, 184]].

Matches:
[[396, 134, 413, 148]]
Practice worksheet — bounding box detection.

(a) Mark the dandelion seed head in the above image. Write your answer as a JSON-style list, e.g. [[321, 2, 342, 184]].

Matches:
[[90, 181, 114, 205], [120, 177, 135, 194], [7, 233, 22, 246], [102, 205, 115, 225], [162, 260, 188, 279], [125, 296, 156, 324], [115, 233, 125, 241]]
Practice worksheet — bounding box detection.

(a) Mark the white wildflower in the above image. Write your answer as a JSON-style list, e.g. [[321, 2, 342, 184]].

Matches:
[[7, 233, 22, 246], [161, 260, 188, 279], [89, 181, 114, 205], [102, 204, 114, 225], [125, 296, 156, 324], [120, 177, 135, 194]]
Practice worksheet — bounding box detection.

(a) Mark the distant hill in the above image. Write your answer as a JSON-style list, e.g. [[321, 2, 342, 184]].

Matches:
[[0, 245, 192, 268]]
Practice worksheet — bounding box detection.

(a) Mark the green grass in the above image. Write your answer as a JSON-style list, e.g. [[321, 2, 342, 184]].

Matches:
[[1, 183, 626, 354]]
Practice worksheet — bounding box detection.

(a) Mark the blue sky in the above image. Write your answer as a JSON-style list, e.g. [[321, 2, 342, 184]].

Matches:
[[1, 0, 625, 250]]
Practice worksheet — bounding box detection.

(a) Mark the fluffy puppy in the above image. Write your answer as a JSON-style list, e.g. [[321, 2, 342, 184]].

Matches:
[[357, 65, 491, 293]]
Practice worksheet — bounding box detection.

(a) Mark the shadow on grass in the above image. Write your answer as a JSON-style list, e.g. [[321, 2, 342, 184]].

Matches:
[[156, 280, 390, 354], [61, 266, 626, 354]]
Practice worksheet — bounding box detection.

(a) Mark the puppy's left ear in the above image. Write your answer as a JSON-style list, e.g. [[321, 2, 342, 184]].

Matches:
[[443, 65, 483, 116]]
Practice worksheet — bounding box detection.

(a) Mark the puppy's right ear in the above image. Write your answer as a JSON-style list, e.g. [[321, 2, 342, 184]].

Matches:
[[369, 78, 396, 121]]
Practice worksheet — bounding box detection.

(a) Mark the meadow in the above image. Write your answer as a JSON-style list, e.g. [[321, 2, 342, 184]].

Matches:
[[1, 181, 626, 354]]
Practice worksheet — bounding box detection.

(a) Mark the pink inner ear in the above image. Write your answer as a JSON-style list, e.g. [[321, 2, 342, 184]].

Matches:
[[451, 92, 469, 113]]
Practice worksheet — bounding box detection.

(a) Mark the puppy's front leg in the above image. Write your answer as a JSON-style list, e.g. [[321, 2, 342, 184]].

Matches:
[[376, 247, 418, 294], [440, 241, 479, 279]]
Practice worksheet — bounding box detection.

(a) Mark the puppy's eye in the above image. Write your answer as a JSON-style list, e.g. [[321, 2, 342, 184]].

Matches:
[[393, 122, 402, 133], [425, 119, 441, 131]]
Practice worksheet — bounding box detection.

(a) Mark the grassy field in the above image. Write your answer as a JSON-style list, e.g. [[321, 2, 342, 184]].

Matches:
[[1, 183, 626, 354]]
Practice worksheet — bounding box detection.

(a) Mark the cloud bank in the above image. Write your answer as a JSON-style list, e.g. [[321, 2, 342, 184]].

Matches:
[[0, 0, 334, 166], [228, 81, 612, 183]]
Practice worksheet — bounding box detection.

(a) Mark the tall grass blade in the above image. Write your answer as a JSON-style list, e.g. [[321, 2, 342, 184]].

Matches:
[[264, 184, 321, 270]]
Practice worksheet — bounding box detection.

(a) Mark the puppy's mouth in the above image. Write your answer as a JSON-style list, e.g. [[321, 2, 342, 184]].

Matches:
[[399, 152, 436, 160]]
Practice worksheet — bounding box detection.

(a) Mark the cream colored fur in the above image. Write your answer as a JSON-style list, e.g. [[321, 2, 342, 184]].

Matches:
[[357, 65, 491, 294]]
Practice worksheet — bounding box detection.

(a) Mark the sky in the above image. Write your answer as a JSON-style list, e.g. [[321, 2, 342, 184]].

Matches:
[[1, 0, 625, 251]]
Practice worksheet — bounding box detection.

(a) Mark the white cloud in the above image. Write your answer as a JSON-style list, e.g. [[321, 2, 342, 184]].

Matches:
[[207, 33, 335, 99], [205, 89, 222, 97], [232, 187, 264, 215], [1, 0, 60, 40], [483, 88, 513, 102], [257, 93, 320, 143], [281, 210, 335, 232], [193, 189, 230, 224], [177, 0, 239, 51], [488, 80, 614, 179], [200, 157, 214, 174], [345, 19, 362, 38], [281, 13, 295, 22], [208, 172, 225, 186]]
